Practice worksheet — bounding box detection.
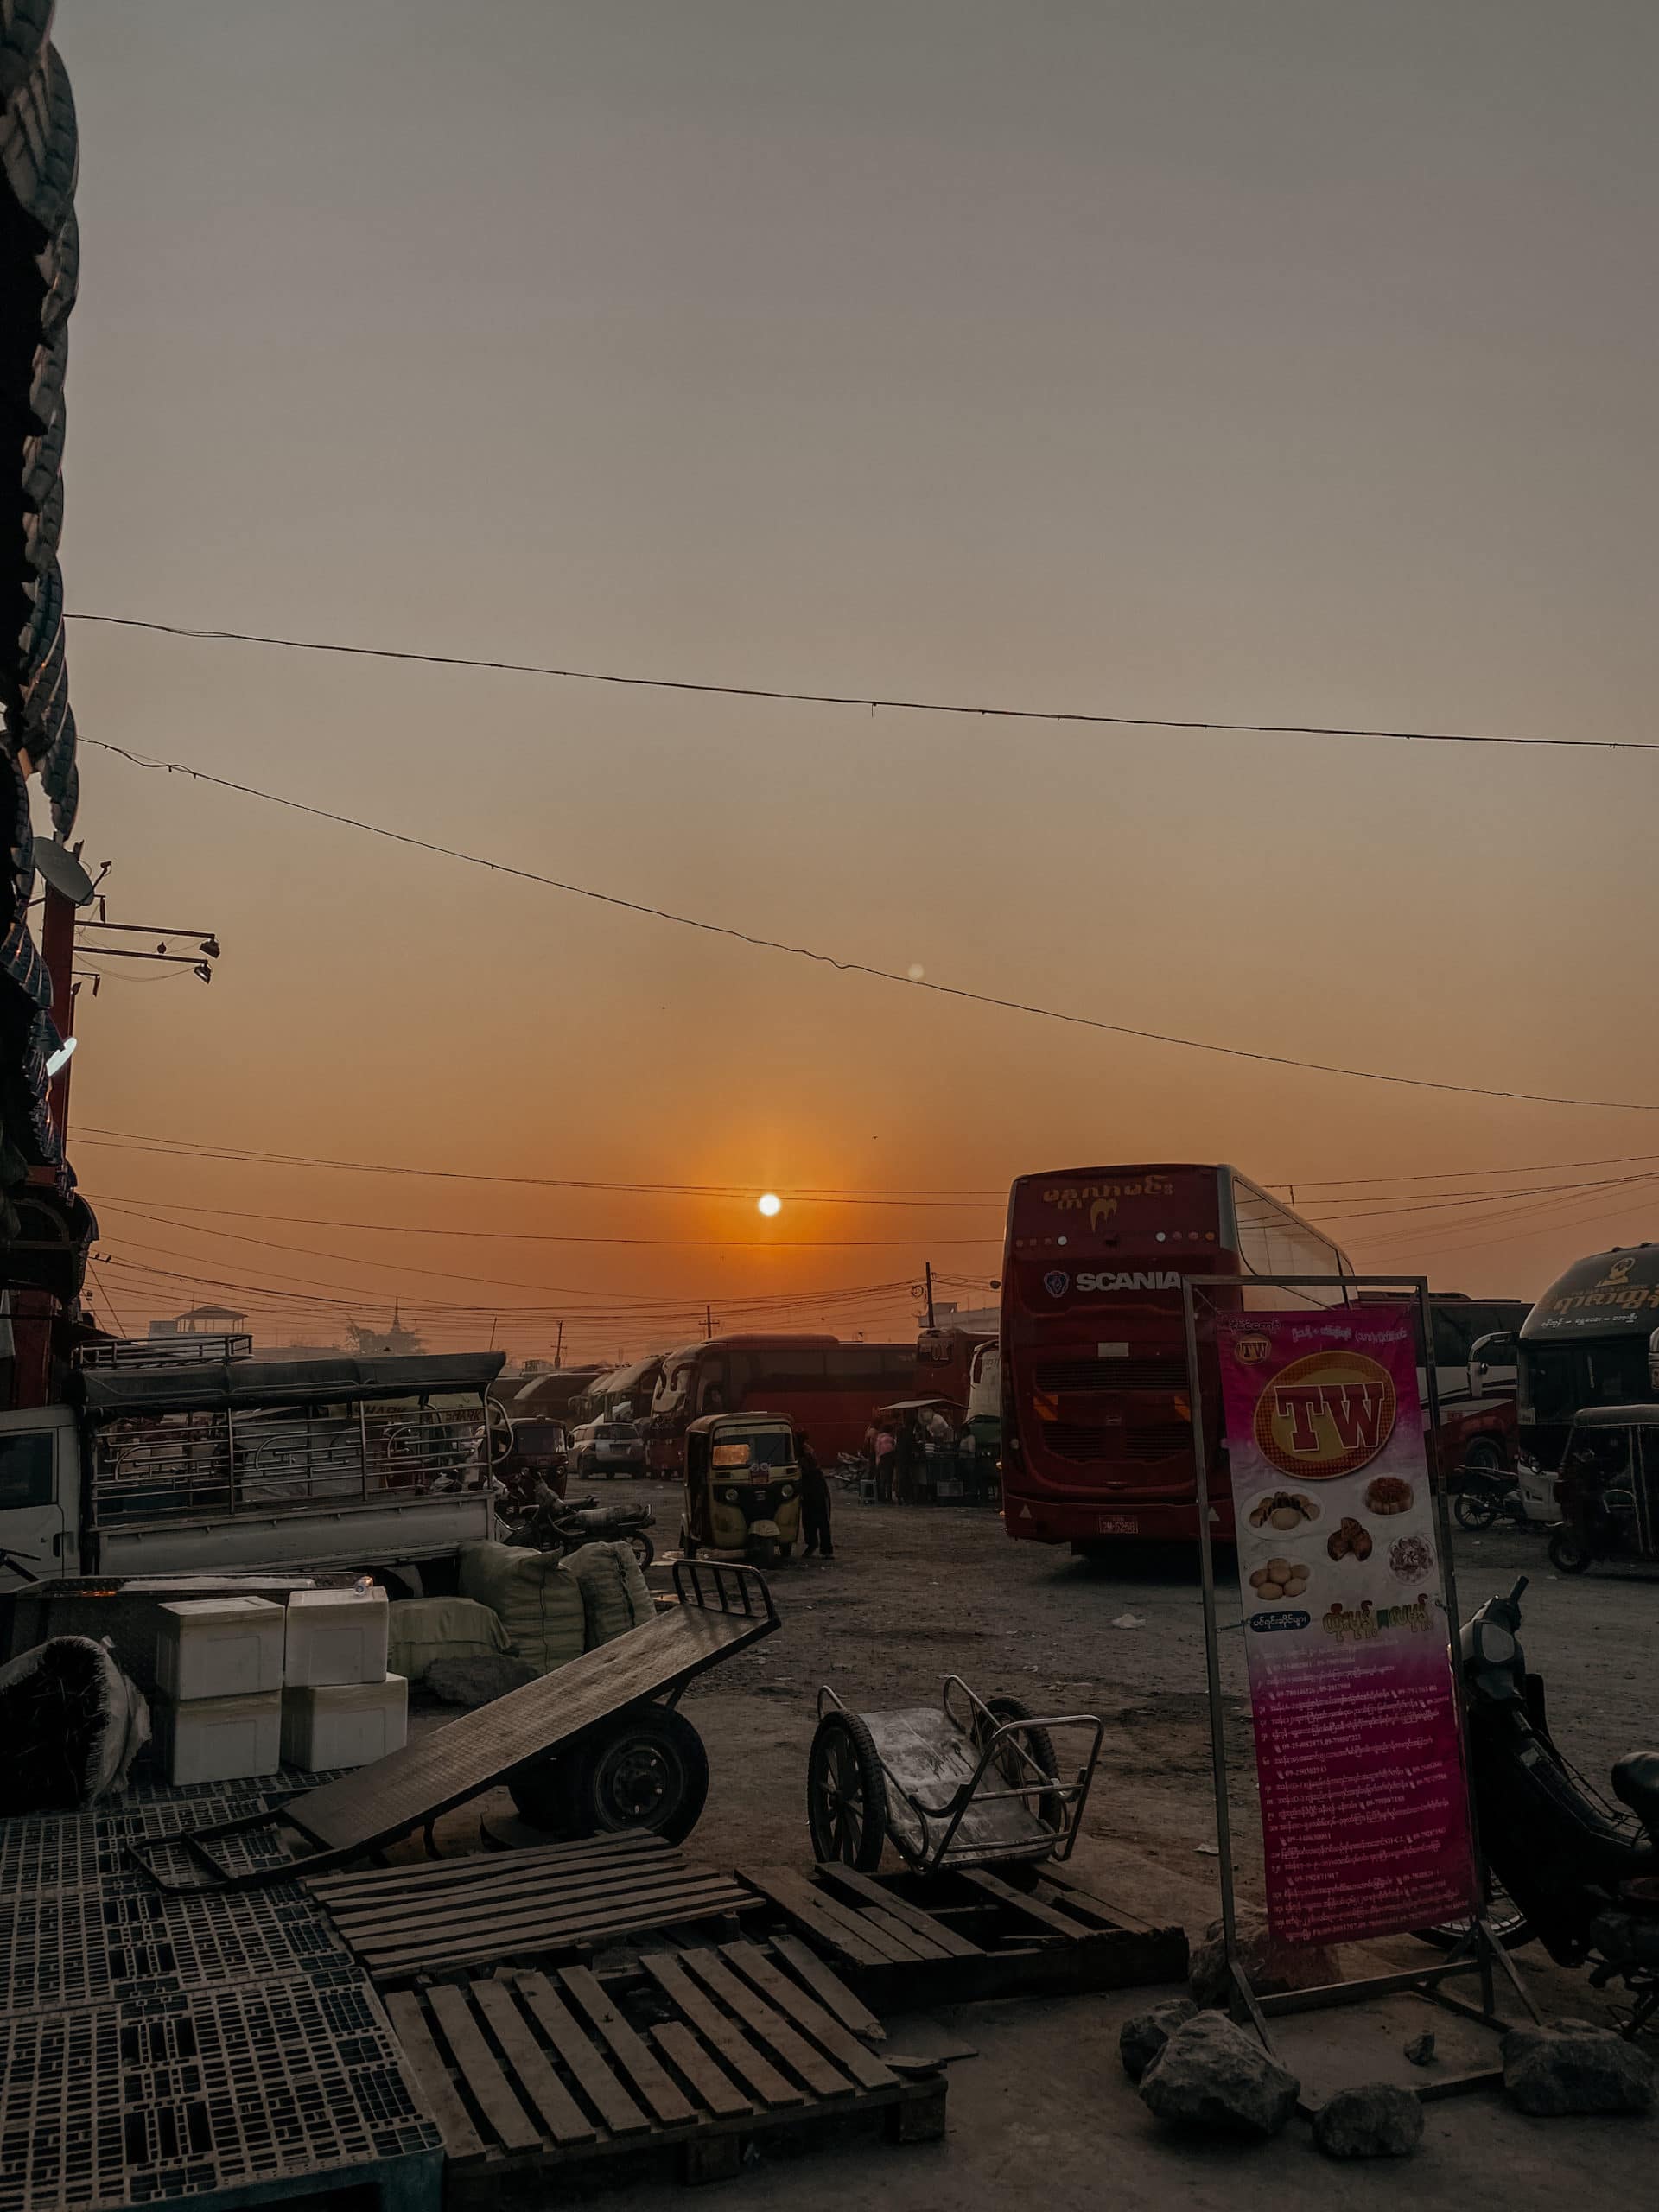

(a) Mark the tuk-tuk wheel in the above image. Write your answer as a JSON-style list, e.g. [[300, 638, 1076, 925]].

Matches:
[[1548, 1529, 1592, 1575], [752, 1535, 778, 1570], [807, 1711, 889, 1872]]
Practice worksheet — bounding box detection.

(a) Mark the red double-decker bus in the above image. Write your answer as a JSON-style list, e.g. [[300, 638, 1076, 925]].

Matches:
[[1001, 1164, 1355, 1549], [645, 1334, 918, 1472]]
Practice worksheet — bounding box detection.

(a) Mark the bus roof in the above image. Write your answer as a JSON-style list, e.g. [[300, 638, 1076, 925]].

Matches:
[[1521, 1244, 1659, 1342]]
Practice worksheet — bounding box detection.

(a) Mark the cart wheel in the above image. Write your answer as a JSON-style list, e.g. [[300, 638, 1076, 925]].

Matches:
[[627, 1530, 655, 1571], [1548, 1529, 1592, 1575], [807, 1712, 889, 1871], [1455, 1489, 1499, 1532], [976, 1695, 1064, 1835], [513, 1707, 710, 1844]]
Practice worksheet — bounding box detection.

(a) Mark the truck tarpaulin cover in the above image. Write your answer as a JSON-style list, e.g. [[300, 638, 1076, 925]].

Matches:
[[0, 1634, 149, 1813], [73, 1351, 505, 1419]]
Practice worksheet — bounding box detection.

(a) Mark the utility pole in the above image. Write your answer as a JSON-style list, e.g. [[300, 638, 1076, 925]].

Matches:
[[705, 1304, 714, 1340], [554, 1320, 563, 1367], [924, 1261, 936, 1331]]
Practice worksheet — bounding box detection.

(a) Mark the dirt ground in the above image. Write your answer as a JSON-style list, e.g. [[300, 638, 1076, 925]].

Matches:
[[414, 1479, 1658, 2204]]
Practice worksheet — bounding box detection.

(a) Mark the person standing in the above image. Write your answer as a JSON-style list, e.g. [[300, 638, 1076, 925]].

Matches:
[[797, 1428, 833, 1559], [872, 1422, 895, 1503]]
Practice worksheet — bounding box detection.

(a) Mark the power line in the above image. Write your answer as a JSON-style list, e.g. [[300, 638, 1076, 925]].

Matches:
[[90, 1196, 998, 1256], [67, 610, 1659, 754], [73, 1129, 1004, 1206], [82, 740, 1659, 1114], [71, 1123, 1659, 1205]]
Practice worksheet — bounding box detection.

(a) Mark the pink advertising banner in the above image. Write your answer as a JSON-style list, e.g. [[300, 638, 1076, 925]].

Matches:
[[1215, 1305, 1477, 1948]]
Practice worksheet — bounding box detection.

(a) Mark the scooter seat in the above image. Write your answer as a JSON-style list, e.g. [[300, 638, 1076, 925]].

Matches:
[[1611, 1751, 1659, 1830]]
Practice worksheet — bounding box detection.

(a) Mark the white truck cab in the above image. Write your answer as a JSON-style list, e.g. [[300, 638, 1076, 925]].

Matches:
[[0, 1350, 505, 1592]]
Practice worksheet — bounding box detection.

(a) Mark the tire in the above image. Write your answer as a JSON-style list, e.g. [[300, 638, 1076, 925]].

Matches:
[[1548, 1529, 1592, 1575], [1413, 1887, 1533, 1954], [514, 1707, 710, 1844], [1455, 1490, 1500, 1532], [777, 1543, 793, 1560], [1462, 1438, 1506, 1474], [627, 1530, 655, 1571], [976, 1694, 1064, 1834], [807, 1712, 889, 1871], [751, 1535, 778, 1570]]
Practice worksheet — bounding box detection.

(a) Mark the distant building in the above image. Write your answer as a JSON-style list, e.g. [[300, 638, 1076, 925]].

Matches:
[[345, 1303, 423, 1357], [149, 1303, 248, 1339]]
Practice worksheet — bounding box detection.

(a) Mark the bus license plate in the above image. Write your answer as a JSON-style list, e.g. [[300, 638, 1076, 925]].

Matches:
[[1096, 1514, 1139, 1535]]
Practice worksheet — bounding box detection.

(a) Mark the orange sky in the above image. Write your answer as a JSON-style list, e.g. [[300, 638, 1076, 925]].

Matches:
[[48, 3, 1659, 1361]]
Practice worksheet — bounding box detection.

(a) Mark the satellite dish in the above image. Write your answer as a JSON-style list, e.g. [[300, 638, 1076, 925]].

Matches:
[[33, 837, 94, 906]]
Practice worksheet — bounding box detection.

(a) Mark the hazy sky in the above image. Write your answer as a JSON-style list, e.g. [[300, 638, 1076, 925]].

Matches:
[[48, 1, 1659, 1356]]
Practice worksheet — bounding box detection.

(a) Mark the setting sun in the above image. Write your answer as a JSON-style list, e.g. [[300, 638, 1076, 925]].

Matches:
[[756, 1192, 782, 1217]]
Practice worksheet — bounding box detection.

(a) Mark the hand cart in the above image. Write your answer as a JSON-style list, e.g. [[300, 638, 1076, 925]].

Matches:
[[806, 1674, 1105, 1875]]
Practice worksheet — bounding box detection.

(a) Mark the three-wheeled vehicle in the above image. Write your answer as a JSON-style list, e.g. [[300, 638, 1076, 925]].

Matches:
[[680, 1411, 801, 1567], [1548, 1405, 1659, 1573]]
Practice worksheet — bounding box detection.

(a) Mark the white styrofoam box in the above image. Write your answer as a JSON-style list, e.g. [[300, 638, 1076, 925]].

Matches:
[[154, 1689, 283, 1787], [155, 1596, 285, 1701], [281, 1674, 408, 1772], [284, 1586, 390, 1688]]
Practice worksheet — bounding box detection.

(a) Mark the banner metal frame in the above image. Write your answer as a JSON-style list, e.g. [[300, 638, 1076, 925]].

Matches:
[[1179, 1270, 1539, 2087]]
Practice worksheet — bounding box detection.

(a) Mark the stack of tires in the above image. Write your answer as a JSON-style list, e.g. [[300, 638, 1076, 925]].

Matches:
[[0, 5, 79, 1208]]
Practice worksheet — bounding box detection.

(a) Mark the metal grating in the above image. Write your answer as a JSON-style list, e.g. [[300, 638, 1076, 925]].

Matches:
[[0, 1977, 440, 2212], [0, 1885, 349, 2007], [0, 1793, 290, 1892]]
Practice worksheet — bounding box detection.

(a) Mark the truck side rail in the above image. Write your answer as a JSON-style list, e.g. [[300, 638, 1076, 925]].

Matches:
[[88, 1398, 493, 1527]]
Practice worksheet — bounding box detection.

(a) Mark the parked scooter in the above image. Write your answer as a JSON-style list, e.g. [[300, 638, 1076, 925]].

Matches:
[[1452, 1467, 1531, 1533], [505, 1480, 655, 1570], [1433, 1577, 1659, 2031]]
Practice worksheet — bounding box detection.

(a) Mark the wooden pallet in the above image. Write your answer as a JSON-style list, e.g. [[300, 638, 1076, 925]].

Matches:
[[741, 1859, 1188, 2009], [385, 1942, 946, 2196], [309, 1832, 760, 1982]]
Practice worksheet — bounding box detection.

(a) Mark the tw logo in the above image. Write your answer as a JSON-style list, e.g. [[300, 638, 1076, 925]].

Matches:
[[1252, 1350, 1399, 1478], [1273, 1382, 1390, 1455]]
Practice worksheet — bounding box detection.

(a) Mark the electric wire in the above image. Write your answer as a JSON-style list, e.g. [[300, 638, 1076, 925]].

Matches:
[[83, 736, 1659, 1113]]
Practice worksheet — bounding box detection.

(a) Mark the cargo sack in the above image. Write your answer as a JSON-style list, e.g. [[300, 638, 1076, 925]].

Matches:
[[387, 1595, 512, 1686], [457, 1540, 585, 1675], [561, 1541, 653, 1649], [0, 1634, 150, 1812]]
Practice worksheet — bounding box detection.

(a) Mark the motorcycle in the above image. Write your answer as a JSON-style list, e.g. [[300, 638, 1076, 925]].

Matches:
[[504, 1480, 656, 1571], [1425, 1577, 1659, 2032], [1452, 1466, 1530, 1533]]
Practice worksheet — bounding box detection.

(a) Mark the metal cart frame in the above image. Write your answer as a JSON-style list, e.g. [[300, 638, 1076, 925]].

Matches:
[[812, 1675, 1106, 1876]]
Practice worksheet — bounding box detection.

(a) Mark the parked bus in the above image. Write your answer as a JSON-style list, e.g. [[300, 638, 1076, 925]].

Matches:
[[645, 1334, 917, 1472], [915, 1321, 997, 1414], [1518, 1243, 1659, 1475], [1000, 1163, 1355, 1549]]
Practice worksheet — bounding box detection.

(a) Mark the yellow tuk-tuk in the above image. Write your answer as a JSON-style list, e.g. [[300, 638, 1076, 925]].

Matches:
[[680, 1412, 801, 1567]]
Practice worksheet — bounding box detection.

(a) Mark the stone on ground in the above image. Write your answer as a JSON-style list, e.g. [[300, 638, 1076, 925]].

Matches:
[[1187, 1910, 1338, 2008], [1312, 2082, 1423, 2158], [1501, 2024, 1656, 2117], [423, 1651, 538, 1707], [1138, 2012, 1300, 2139], [1119, 1998, 1199, 2082]]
